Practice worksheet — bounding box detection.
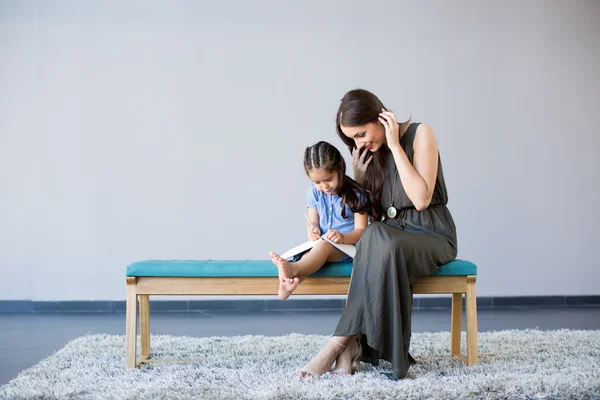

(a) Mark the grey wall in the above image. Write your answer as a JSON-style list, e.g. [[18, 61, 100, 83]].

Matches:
[[1, 0, 599, 301]]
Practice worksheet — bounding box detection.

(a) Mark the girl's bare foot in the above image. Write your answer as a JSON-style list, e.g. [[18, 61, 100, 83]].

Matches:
[[278, 277, 300, 300], [269, 251, 294, 280], [299, 337, 346, 378]]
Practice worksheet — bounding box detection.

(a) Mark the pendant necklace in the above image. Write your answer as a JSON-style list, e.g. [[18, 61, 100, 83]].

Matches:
[[387, 167, 398, 219]]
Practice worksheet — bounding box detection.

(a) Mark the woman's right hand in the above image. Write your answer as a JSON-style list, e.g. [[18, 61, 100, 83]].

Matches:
[[352, 146, 374, 185], [308, 227, 321, 241]]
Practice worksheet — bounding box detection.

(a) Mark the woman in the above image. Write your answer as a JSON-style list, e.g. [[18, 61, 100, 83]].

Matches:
[[299, 89, 458, 380]]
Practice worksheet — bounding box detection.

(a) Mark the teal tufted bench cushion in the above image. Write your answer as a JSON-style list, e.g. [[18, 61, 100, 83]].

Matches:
[[126, 259, 476, 278]]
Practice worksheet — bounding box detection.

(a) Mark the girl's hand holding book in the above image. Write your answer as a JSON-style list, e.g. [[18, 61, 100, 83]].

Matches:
[[325, 229, 345, 244]]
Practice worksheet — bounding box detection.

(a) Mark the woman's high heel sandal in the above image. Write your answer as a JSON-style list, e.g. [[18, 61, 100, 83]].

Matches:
[[299, 337, 347, 378], [331, 336, 362, 375]]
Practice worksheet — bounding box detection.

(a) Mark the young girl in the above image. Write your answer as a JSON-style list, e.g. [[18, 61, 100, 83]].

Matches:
[[270, 141, 370, 300]]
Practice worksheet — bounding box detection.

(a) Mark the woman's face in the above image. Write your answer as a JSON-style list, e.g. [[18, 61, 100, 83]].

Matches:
[[340, 121, 386, 152]]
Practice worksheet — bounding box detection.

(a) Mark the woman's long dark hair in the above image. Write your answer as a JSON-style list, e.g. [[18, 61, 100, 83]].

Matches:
[[304, 141, 370, 218], [335, 89, 410, 221]]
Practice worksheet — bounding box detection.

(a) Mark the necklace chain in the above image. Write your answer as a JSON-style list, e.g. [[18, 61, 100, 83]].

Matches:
[[387, 167, 398, 219], [389, 169, 397, 207]]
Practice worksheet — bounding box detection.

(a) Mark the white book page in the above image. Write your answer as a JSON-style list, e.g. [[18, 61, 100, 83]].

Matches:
[[280, 239, 318, 260]]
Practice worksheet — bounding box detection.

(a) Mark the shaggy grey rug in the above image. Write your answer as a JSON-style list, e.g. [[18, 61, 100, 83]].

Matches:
[[1, 329, 599, 399]]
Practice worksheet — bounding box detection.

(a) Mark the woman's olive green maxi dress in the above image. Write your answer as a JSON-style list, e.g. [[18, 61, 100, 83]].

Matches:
[[333, 122, 458, 379]]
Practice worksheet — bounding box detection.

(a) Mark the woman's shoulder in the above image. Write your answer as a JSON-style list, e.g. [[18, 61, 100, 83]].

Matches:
[[412, 122, 435, 138], [411, 122, 438, 150]]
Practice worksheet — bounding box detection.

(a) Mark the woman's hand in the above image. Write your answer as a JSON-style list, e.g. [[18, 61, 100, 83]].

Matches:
[[326, 229, 345, 244], [351, 145, 373, 186], [379, 108, 401, 151], [308, 227, 321, 241]]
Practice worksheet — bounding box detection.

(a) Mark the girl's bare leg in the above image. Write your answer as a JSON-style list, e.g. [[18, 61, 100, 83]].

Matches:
[[271, 241, 345, 299], [270, 240, 344, 279]]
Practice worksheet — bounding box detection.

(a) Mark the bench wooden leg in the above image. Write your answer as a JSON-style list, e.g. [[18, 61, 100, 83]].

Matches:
[[466, 275, 478, 365], [451, 293, 462, 357], [140, 295, 150, 360], [126, 277, 138, 368]]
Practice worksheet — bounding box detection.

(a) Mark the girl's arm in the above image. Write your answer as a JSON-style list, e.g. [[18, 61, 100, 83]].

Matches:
[[380, 111, 439, 211], [307, 207, 321, 240]]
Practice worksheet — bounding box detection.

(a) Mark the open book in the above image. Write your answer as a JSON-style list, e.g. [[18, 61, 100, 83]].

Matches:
[[280, 234, 356, 260]]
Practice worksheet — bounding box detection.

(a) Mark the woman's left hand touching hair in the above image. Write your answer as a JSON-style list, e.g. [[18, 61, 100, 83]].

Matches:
[[378, 108, 401, 151]]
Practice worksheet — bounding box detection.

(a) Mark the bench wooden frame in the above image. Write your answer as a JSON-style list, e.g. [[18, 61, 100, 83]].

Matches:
[[125, 274, 478, 368]]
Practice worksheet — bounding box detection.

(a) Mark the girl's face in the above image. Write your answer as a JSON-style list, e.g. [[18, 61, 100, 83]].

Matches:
[[340, 121, 386, 152], [308, 168, 339, 195]]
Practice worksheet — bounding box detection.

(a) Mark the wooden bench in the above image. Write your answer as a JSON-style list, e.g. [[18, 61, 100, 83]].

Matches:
[[125, 259, 478, 368]]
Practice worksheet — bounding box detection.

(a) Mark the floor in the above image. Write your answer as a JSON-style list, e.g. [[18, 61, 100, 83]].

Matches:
[[1, 306, 599, 385]]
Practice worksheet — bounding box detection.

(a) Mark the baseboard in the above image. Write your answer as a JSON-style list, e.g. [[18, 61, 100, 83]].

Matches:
[[1, 296, 599, 313]]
